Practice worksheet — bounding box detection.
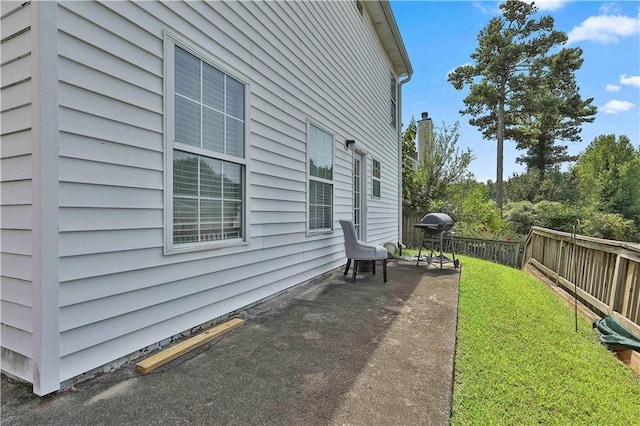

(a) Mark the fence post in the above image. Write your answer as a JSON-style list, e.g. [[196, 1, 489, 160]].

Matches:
[[607, 253, 622, 316], [620, 262, 638, 318], [556, 239, 564, 286]]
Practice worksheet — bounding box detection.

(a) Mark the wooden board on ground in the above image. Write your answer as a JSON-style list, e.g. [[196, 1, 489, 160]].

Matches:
[[617, 349, 640, 375], [135, 318, 245, 374]]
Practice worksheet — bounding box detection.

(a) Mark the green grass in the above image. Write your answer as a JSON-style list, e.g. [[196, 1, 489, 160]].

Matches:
[[452, 256, 640, 425], [399, 248, 422, 257]]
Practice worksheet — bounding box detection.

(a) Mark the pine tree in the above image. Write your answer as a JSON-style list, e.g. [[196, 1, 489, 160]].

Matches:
[[448, 0, 595, 210]]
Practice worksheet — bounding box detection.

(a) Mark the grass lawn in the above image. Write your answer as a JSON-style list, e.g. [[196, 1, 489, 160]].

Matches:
[[451, 256, 640, 424]]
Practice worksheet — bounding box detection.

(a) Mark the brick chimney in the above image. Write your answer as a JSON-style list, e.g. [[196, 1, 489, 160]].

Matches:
[[416, 112, 433, 162]]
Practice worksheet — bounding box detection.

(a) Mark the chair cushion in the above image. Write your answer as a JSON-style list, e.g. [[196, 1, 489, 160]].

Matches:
[[373, 245, 388, 259], [351, 244, 388, 261]]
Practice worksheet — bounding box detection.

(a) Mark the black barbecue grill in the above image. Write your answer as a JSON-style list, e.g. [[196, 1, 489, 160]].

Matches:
[[413, 213, 459, 269]]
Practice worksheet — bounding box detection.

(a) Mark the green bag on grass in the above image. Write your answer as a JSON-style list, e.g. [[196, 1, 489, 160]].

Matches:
[[593, 316, 640, 351]]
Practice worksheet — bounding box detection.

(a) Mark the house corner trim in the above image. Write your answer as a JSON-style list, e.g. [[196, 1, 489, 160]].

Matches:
[[31, 0, 60, 396]]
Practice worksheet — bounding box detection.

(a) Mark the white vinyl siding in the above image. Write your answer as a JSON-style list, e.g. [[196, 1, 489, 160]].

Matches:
[[56, 0, 165, 381], [167, 42, 246, 248], [1, 0, 404, 389], [1, 0, 35, 383]]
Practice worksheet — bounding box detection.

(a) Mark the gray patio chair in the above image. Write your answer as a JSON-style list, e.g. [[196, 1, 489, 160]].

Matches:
[[339, 219, 388, 283]]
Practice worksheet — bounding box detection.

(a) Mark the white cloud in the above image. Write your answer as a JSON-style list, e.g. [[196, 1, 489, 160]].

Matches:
[[601, 100, 635, 114], [534, 0, 570, 11], [567, 14, 640, 44], [447, 63, 473, 78], [599, 3, 622, 15], [620, 74, 640, 87], [606, 84, 621, 92], [472, 1, 500, 15], [473, 0, 569, 15]]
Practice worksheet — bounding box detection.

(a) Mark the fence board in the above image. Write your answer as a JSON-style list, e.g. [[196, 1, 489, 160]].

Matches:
[[411, 235, 523, 269], [524, 226, 640, 339], [402, 213, 524, 268]]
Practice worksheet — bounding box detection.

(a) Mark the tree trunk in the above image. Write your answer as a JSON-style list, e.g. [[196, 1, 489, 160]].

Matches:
[[496, 96, 505, 215]]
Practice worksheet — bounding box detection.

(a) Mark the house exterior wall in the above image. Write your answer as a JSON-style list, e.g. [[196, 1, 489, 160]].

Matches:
[[1, 1, 35, 383], [2, 0, 406, 392], [2, 1, 61, 395]]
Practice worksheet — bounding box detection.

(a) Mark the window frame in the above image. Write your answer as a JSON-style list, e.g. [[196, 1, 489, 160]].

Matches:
[[372, 158, 381, 199], [390, 73, 397, 128], [306, 121, 335, 234], [164, 33, 250, 254]]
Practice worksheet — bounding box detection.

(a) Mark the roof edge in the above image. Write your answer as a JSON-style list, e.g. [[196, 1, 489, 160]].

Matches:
[[367, 1, 413, 77]]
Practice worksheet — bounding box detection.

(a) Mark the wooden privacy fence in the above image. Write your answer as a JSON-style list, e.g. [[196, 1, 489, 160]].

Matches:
[[523, 226, 640, 339], [402, 214, 523, 268], [402, 213, 425, 248]]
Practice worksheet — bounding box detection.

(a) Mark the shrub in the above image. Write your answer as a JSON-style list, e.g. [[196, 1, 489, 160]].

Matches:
[[532, 201, 580, 233], [451, 185, 513, 239], [581, 211, 638, 241], [503, 201, 536, 236]]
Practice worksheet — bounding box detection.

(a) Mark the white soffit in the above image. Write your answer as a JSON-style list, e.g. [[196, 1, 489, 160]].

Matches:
[[366, 0, 413, 77]]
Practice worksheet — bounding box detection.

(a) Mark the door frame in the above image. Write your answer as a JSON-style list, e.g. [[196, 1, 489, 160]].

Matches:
[[353, 150, 367, 240]]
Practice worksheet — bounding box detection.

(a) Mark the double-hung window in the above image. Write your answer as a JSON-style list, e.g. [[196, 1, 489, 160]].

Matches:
[[168, 42, 246, 249], [308, 124, 334, 231], [372, 158, 381, 198]]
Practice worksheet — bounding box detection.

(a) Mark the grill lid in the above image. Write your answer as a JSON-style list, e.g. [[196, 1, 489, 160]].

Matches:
[[421, 213, 454, 227], [414, 213, 455, 234]]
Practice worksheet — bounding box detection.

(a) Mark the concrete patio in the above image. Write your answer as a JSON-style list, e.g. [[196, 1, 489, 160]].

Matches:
[[1, 259, 460, 425]]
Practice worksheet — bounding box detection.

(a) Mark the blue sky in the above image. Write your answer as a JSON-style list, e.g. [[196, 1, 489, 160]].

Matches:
[[391, 0, 640, 182]]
